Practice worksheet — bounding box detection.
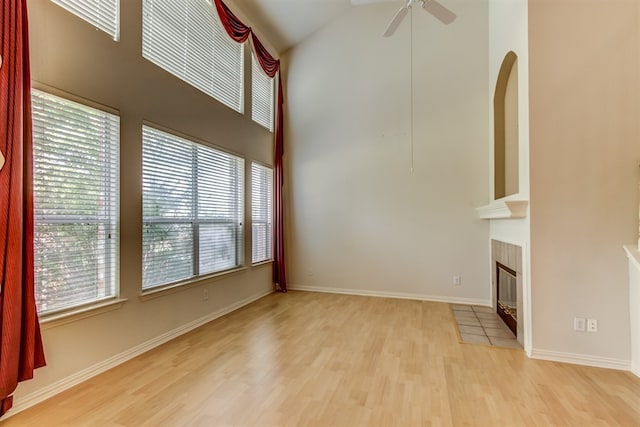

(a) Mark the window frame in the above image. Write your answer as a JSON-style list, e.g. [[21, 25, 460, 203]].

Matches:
[[141, 124, 245, 292], [250, 162, 274, 265], [251, 55, 275, 132], [141, 0, 245, 113], [31, 87, 121, 318], [51, 0, 120, 41]]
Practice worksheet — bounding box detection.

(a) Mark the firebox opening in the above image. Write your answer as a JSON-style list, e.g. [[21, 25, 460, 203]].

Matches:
[[497, 262, 517, 335]]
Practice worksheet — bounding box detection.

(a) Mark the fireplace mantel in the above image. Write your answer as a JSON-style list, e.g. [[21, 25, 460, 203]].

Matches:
[[476, 199, 529, 220]]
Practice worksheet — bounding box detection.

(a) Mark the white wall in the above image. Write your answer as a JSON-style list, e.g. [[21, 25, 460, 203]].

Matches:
[[283, 0, 490, 303], [13, 0, 276, 411], [528, 0, 640, 367], [486, 0, 531, 351]]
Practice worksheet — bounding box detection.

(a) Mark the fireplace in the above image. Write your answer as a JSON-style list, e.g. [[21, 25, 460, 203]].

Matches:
[[491, 240, 523, 346], [496, 262, 517, 335]]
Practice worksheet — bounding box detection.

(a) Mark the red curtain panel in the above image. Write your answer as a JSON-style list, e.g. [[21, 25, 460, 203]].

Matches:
[[0, 0, 46, 417], [272, 79, 287, 291], [214, 0, 287, 292]]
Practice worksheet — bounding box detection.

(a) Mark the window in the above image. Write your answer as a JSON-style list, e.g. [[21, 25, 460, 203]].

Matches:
[[251, 55, 274, 131], [52, 0, 120, 40], [31, 89, 119, 315], [142, 126, 244, 289], [251, 163, 273, 264], [142, 0, 244, 112]]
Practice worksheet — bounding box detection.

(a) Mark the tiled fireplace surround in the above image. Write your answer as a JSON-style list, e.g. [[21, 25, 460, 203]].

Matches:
[[491, 240, 524, 346]]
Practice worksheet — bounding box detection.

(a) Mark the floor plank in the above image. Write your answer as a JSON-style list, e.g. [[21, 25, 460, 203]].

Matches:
[[2, 291, 639, 426]]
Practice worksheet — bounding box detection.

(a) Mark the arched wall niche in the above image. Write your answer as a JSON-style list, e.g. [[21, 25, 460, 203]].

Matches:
[[494, 51, 519, 200]]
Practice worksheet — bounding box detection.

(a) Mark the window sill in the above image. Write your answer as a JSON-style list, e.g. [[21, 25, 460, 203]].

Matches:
[[140, 266, 248, 301], [252, 260, 273, 268], [40, 298, 128, 330]]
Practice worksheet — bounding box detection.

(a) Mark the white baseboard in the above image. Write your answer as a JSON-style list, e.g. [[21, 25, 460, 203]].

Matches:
[[8, 289, 274, 418], [289, 284, 491, 306], [530, 348, 632, 372]]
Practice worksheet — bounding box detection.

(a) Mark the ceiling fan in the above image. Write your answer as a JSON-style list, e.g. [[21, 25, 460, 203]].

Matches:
[[352, 0, 456, 37], [351, 0, 456, 173]]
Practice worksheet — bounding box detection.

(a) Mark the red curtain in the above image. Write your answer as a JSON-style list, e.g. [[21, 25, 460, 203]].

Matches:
[[272, 79, 286, 291], [214, 0, 287, 292], [0, 0, 46, 417]]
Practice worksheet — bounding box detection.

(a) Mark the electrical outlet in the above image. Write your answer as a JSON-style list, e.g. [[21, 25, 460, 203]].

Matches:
[[587, 319, 598, 333], [202, 289, 209, 301], [453, 276, 461, 286], [574, 317, 586, 332]]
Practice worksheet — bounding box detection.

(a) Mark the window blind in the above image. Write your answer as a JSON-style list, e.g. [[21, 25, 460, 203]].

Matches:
[[142, 0, 244, 113], [251, 163, 273, 264], [251, 55, 274, 131], [142, 126, 244, 289], [31, 89, 120, 315], [52, 0, 119, 40]]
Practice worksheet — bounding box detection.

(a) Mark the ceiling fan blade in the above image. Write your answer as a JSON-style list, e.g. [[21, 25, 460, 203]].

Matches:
[[383, 6, 409, 37], [422, 0, 456, 24]]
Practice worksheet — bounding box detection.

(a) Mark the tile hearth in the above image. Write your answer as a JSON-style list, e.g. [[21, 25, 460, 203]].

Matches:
[[451, 304, 521, 349]]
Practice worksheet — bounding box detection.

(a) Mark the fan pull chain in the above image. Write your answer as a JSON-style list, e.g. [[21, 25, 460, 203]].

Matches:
[[410, 4, 414, 175]]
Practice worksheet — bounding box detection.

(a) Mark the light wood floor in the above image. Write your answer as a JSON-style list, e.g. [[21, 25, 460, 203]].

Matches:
[[2, 291, 639, 426]]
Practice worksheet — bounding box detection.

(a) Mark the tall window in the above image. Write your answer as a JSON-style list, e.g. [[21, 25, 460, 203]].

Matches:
[[52, 0, 120, 40], [251, 55, 274, 131], [251, 163, 273, 264], [142, 0, 244, 113], [31, 89, 120, 315], [142, 126, 244, 289]]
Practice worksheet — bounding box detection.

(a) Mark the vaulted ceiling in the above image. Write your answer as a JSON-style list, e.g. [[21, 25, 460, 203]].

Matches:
[[231, 0, 355, 53]]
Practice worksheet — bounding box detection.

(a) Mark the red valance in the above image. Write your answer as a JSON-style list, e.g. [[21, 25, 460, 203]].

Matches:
[[251, 34, 279, 78], [213, 0, 251, 43], [213, 0, 287, 292], [213, 0, 280, 77]]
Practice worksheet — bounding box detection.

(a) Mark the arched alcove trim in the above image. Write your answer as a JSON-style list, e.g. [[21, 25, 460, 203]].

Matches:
[[494, 51, 519, 200]]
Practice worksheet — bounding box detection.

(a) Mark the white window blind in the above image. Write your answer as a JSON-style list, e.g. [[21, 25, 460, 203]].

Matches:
[[142, 0, 244, 113], [251, 55, 274, 131], [142, 126, 244, 289], [251, 163, 273, 264], [31, 89, 119, 315], [52, 0, 120, 40]]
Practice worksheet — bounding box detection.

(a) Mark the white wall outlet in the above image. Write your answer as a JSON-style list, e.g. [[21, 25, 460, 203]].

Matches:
[[453, 275, 462, 286], [202, 289, 209, 301], [574, 317, 586, 332], [587, 318, 598, 333]]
